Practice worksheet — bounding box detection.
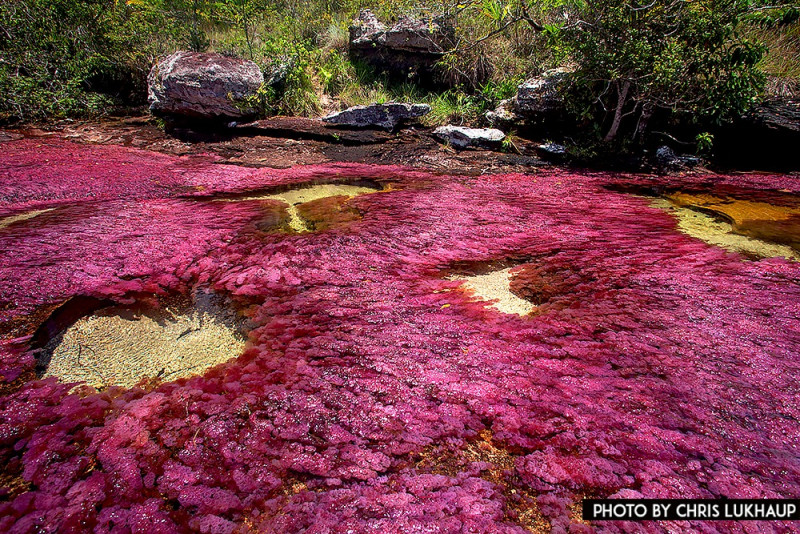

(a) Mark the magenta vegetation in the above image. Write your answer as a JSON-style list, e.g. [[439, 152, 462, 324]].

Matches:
[[1, 137, 799, 533]]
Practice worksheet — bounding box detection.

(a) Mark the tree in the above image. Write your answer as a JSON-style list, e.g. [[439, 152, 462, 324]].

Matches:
[[554, 0, 766, 143]]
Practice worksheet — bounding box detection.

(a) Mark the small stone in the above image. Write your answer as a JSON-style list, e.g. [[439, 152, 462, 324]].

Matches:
[[434, 125, 505, 149]]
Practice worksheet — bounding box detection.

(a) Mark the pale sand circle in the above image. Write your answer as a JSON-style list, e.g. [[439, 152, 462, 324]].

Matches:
[[224, 183, 380, 231], [41, 292, 245, 389], [0, 208, 55, 230], [651, 198, 800, 261], [448, 268, 536, 316]]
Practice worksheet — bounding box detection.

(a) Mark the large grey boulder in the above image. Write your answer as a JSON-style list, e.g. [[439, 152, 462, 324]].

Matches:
[[350, 9, 452, 54], [323, 102, 431, 130], [350, 10, 385, 47], [514, 67, 573, 116], [148, 51, 264, 120], [349, 10, 454, 84], [434, 125, 505, 149], [485, 67, 574, 131]]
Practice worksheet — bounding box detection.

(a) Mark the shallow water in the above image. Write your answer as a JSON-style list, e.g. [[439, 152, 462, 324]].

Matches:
[[650, 197, 800, 261], [220, 182, 381, 231], [0, 137, 799, 533], [447, 267, 537, 316], [40, 292, 245, 389], [0, 208, 55, 230]]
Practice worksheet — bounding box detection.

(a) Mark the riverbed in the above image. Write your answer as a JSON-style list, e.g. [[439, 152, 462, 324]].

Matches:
[[0, 127, 798, 533]]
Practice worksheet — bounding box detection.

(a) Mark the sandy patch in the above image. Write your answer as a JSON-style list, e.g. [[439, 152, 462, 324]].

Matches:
[[449, 267, 536, 316], [225, 183, 379, 231], [41, 292, 245, 389], [651, 198, 800, 261], [0, 208, 55, 230]]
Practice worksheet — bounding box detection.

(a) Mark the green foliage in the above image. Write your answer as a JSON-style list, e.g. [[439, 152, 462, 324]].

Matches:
[[423, 90, 487, 126], [501, 131, 521, 153], [553, 0, 767, 142], [0, 0, 187, 121], [0, 0, 793, 136], [696, 131, 715, 154]]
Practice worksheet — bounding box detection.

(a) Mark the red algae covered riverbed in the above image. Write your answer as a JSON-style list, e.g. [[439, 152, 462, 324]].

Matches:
[[1, 137, 800, 533]]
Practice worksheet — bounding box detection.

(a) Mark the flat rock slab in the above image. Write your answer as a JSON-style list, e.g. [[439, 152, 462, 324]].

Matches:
[[434, 125, 505, 149], [236, 117, 394, 144], [0, 130, 24, 143], [323, 103, 431, 130]]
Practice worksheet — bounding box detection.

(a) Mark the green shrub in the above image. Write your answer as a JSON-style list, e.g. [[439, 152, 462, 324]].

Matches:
[[551, 0, 766, 143]]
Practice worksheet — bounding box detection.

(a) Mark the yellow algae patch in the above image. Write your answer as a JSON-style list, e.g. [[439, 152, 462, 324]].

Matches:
[[651, 198, 800, 261], [42, 293, 245, 389], [0, 208, 55, 230], [225, 183, 379, 232], [667, 192, 800, 226], [448, 268, 536, 316]]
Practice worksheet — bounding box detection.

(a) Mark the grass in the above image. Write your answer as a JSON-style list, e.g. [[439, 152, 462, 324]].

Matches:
[[747, 24, 800, 97]]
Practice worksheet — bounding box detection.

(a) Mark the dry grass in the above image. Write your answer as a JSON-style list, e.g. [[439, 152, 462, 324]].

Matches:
[[749, 25, 800, 97]]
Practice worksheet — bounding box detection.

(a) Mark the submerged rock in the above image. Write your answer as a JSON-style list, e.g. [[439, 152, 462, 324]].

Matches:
[[434, 125, 505, 149], [148, 51, 264, 120], [447, 267, 535, 316], [38, 292, 245, 389], [651, 197, 800, 262], [323, 102, 430, 130], [221, 182, 381, 232]]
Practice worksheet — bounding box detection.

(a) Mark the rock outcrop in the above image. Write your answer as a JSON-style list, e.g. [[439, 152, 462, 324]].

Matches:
[[349, 9, 454, 84], [486, 68, 573, 131], [514, 68, 572, 116], [716, 98, 800, 171], [323, 102, 431, 130], [148, 51, 264, 121], [652, 145, 702, 171], [434, 125, 505, 149]]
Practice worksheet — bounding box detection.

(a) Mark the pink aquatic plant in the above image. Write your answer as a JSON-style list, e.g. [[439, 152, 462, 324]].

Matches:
[[0, 137, 799, 532]]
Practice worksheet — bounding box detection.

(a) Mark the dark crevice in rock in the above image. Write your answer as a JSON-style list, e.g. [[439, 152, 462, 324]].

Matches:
[[168, 117, 396, 145]]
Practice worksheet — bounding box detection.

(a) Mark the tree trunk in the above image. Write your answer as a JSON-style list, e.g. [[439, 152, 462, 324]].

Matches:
[[604, 79, 631, 142]]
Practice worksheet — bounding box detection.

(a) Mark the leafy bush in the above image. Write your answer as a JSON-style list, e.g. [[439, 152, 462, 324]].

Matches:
[[0, 0, 182, 121], [550, 0, 767, 143], [1, 0, 794, 136]]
